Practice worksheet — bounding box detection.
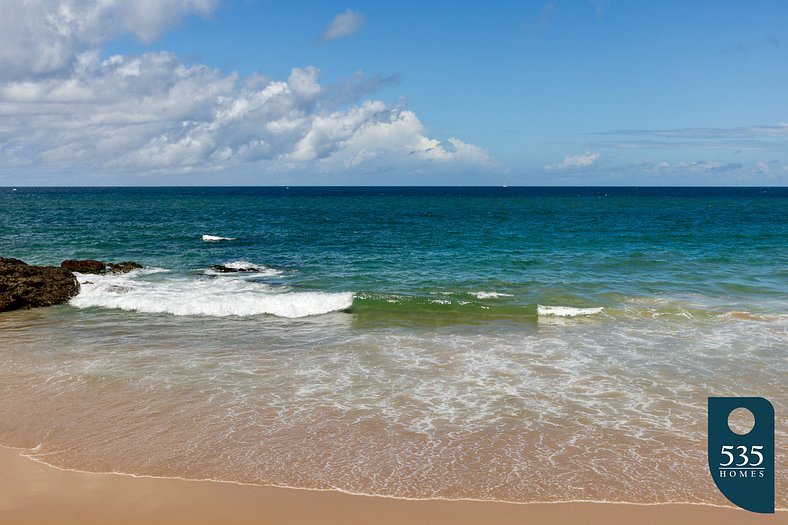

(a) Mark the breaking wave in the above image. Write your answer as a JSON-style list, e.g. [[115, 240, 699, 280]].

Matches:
[[202, 234, 236, 242], [537, 305, 604, 317], [203, 260, 285, 278], [70, 270, 352, 318], [65, 270, 782, 326]]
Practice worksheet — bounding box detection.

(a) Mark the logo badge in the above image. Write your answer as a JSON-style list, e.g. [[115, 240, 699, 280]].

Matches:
[[708, 397, 774, 513]]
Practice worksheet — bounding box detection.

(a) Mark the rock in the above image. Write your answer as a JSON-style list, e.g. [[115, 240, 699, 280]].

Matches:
[[210, 264, 260, 273], [60, 259, 143, 274], [107, 261, 143, 273], [61, 259, 106, 274], [0, 257, 80, 312]]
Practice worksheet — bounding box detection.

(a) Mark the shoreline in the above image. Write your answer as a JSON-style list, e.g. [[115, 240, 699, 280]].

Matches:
[[1, 445, 783, 524], [8, 445, 739, 508]]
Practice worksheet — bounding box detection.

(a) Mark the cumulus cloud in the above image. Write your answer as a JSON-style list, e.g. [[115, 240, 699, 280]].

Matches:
[[0, 1, 495, 180], [544, 151, 600, 171], [0, 54, 494, 176], [0, 0, 218, 80], [321, 10, 365, 42]]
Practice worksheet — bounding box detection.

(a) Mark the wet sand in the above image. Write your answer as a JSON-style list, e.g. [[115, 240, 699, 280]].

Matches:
[[1, 446, 783, 525]]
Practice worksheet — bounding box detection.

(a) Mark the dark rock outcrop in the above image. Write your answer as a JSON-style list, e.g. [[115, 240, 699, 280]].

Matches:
[[61, 259, 143, 274], [0, 258, 80, 312], [61, 259, 106, 274], [106, 261, 143, 273], [210, 264, 260, 273]]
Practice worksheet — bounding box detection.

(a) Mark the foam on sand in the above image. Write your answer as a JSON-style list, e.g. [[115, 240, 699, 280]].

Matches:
[[70, 271, 352, 318], [537, 305, 604, 317]]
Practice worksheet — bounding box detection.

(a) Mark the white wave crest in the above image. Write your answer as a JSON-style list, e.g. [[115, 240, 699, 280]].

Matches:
[[537, 305, 604, 317], [70, 272, 352, 318], [222, 260, 258, 269], [204, 260, 284, 278], [202, 234, 236, 242], [470, 291, 514, 299]]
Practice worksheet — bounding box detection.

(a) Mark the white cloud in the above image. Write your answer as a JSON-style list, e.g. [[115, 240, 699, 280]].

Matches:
[[0, 54, 494, 177], [321, 10, 365, 42], [0, 0, 218, 80], [544, 151, 600, 171], [0, 1, 496, 181], [287, 66, 322, 99]]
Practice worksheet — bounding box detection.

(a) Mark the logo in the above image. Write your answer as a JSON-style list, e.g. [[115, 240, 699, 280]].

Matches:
[[708, 397, 774, 513]]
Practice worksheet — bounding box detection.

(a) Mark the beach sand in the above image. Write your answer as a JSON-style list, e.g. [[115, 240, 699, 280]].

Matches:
[[0, 445, 783, 525]]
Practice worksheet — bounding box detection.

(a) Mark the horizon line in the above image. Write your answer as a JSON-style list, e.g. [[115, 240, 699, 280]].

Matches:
[[2, 185, 786, 189]]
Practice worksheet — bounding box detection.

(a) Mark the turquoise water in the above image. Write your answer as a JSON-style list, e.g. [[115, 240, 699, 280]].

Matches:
[[0, 187, 786, 505], [2, 187, 786, 319]]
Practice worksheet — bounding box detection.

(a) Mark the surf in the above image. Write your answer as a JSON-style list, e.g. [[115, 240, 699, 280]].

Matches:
[[69, 269, 352, 319]]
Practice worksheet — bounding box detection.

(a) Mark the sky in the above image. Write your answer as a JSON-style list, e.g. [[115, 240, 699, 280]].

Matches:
[[1, 0, 787, 185]]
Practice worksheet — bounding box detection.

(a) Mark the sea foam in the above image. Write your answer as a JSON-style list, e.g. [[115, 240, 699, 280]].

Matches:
[[202, 234, 236, 242], [70, 271, 352, 318], [537, 305, 604, 317], [470, 291, 514, 299], [221, 260, 260, 269], [203, 260, 284, 278]]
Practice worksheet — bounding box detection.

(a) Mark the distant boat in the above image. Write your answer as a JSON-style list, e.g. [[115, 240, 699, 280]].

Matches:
[[502, 183, 508, 188]]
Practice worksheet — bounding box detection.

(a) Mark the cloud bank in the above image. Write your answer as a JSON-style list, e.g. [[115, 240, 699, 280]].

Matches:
[[0, 1, 494, 182]]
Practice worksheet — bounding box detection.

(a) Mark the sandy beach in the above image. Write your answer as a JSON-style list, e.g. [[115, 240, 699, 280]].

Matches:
[[0, 445, 782, 525]]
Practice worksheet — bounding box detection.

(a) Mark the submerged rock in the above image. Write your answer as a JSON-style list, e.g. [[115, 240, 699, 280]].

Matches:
[[210, 264, 260, 273], [61, 259, 143, 274], [0, 257, 80, 312]]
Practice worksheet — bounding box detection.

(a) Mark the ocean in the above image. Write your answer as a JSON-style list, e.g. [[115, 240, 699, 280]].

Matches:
[[0, 186, 785, 506]]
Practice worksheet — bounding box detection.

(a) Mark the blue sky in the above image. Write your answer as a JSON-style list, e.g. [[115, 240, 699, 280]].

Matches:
[[1, 0, 787, 185]]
